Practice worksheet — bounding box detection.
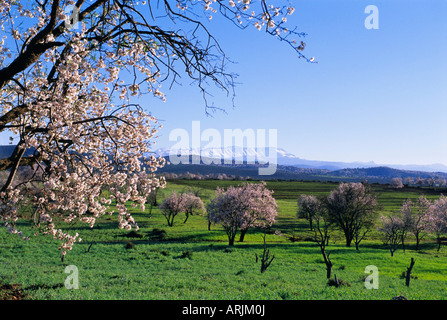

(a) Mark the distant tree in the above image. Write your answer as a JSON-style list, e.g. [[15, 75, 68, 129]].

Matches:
[[425, 196, 447, 251], [136, 171, 161, 216], [159, 191, 205, 226], [399, 204, 413, 253], [379, 214, 404, 257], [312, 204, 333, 279], [390, 178, 404, 189], [404, 177, 414, 186], [147, 187, 159, 208], [159, 191, 184, 227], [297, 194, 322, 231], [326, 183, 378, 248], [400, 197, 431, 251], [426, 178, 435, 188], [416, 177, 425, 187], [182, 193, 205, 224], [207, 182, 277, 246]]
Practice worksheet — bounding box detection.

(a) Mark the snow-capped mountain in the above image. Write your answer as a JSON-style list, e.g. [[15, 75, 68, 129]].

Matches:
[[154, 146, 295, 165]]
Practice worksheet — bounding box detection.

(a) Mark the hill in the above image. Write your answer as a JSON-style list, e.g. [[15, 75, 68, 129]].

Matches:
[[157, 158, 447, 184]]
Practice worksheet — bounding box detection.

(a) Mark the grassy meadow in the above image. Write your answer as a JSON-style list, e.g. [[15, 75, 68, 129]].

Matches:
[[1, 180, 447, 300]]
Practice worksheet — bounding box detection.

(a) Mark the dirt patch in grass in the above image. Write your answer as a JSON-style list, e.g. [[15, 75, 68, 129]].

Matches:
[[0, 281, 28, 300]]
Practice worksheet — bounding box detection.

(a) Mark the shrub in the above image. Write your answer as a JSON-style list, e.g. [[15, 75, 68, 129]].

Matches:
[[327, 276, 350, 288]]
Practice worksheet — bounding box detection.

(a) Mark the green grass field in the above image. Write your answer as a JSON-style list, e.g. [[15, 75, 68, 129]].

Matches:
[[1, 180, 446, 300]]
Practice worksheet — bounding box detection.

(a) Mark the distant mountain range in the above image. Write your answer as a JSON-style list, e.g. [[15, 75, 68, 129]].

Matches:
[[153, 146, 447, 173], [150, 147, 447, 183]]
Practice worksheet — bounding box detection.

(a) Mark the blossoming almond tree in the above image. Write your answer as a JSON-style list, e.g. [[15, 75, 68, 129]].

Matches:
[[425, 196, 447, 251], [207, 181, 278, 246], [0, 0, 310, 259], [297, 194, 322, 231], [159, 191, 205, 226], [159, 191, 185, 227], [326, 182, 378, 248], [399, 196, 431, 251], [182, 192, 205, 224], [378, 214, 404, 257]]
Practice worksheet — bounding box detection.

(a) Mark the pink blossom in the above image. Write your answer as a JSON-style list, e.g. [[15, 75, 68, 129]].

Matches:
[[207, 182, 278, 245]]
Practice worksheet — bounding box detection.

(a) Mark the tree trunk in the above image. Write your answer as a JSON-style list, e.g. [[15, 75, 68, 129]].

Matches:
[[326, 264, 332, 279], [333, 274, 340, 288], [344, 231, 353, 247], [405, 258, 415, 287], [239, 229, 248, 242], [321, 249, 332, 279], [167, 214, 175, 227], [228, 230, 236, 246]]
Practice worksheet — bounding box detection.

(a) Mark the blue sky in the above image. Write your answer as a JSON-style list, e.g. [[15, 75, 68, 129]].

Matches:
[[147, 0, 447, 166], [2, 0, 446, 166]]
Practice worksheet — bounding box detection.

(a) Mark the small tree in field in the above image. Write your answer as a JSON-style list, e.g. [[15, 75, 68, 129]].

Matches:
[[390, 178, 404, 189], [399, 197, 431, 251], [255, 230, 275, 274], [237, 182, 278, 242], [159, 192, 184, 227], [207, 182, 278, 246], [182, 193, 205, 224], [404, 177, 414, 186], [312, 205, 333, 279], [326, 183, 378, 248], [297, 194, 321, 231], [379, 214, 404, 257], [425, 196, 447, 251]]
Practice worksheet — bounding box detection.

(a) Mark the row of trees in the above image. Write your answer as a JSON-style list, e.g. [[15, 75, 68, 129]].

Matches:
[[296, 182, 447, 278], [390, 177, 447, 188], [160, 181, 447, 255], [157, 181, 447, 280], [162, 172, 252, 181], [159, 181, 278, 246], [297, 183, 447, 255], [380, 196, 447, 255], [297, 183, 377, 250]]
